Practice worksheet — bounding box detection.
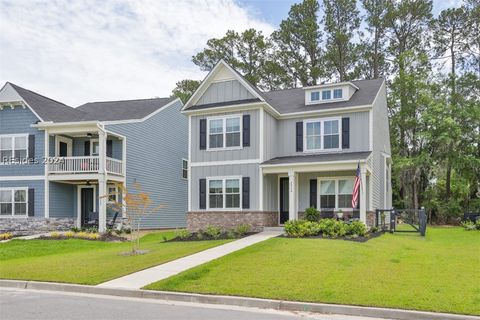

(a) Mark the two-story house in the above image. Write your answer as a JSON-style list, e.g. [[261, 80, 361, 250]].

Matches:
[[0, 82, 187, 234], [183, 60, 391, 231]]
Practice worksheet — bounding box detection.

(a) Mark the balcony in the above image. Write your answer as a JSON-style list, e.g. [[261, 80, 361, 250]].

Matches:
[[47, 156, 124, 176]]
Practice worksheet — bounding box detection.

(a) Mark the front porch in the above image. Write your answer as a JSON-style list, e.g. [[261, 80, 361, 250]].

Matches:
[[33, 121, 127, 232], [261, 157, 371, 225]]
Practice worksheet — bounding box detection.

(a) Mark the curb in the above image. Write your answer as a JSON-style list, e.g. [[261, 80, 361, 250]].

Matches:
[[1, 280, 478, 320]]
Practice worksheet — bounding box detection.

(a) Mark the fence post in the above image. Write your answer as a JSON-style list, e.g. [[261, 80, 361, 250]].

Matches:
[[420, 207, 426, 236], [390, 209, 395, 233]]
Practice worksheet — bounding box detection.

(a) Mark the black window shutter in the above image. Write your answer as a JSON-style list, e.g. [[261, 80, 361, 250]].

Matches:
[[296, 122, 303, 152], [342, 117, 350, 149], [242, 177, 250, 209], [84, 141, 90, 156], [106, 140, 113, 157], [28, 134, 35, 159], [199, 119, 207, 150], [309, 179, 317, 208], [28, 188, 35, 217], [243, 114, 250, 147], [199, 179, 206, 209]]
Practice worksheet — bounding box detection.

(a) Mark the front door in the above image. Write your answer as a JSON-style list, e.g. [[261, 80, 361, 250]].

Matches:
[[81, 187, 95, 225], [279, 177, 289, 224]]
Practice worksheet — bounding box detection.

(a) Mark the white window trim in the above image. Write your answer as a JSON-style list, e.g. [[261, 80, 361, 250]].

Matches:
[[90, 138, 99, 156], [182, 158, 188, 180], [55, 135, 73, 157], [206, 176, 242, 211], [0, 187, 28, 217], [303, 117, 342, 153], [317, 177, 355, 211], [206, 114, 243, 151], [0, 133, 29, 165]]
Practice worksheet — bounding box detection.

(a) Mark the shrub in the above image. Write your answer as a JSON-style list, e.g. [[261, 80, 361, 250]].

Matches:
[[347, 221, 368, 237], [317, 219, 348, 238], [0, 232, 13, 240], [114, 228, 123, 235], [284, 220, 321, 237], [227, 230, 236, 239], [87, 233, 100, 240], [70, 227, 80, 233], [124, 228, 132, 234], [370, 226, 379, 233], [205, 225, 222, 239], [235, 224, 251, 236], [304, 207, 320, 222], [64, 231, 75, 238], [196, 231, 204, 240], [74, 231, 88, 239], [461, 220, 478, 231], [175, 229, 192, 240], [50, 232, 61, 238]]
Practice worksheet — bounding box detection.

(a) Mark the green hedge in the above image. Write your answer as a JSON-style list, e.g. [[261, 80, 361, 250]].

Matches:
[[284, 219, 368, 238]]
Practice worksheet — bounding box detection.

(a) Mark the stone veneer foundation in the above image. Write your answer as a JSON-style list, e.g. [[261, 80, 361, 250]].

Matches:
[[187, 211, 278, 232], [0, 218, 75, 236]]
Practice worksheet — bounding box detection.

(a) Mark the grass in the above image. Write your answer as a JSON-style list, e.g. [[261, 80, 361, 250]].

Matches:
[[145, 227, 480, 315], [0, 231, 230, 285]]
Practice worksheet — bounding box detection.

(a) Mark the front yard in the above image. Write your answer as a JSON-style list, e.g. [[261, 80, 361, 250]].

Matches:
[[0, 231, 230, 285], [145, 227, 480, 315]]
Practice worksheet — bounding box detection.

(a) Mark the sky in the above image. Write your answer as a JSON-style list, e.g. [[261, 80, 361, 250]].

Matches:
[[0, 0, 464, 106]]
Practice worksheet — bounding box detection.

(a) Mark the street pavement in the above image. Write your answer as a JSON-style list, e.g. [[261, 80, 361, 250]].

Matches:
[[0, 288, 387, 320]]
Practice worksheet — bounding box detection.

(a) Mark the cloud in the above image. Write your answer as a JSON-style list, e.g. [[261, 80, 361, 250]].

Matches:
[[0, 0, 274, 106]]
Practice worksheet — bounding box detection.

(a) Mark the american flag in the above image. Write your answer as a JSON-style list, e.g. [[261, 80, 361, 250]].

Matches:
[[352, 162, 361, 208]]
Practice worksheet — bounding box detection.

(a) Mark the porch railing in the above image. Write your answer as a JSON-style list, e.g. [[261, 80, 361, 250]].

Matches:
[[106, 157, 123, 175], [47, 156, 124, 176]]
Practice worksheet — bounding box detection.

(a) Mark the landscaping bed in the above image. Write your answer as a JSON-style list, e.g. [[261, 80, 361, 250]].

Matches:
[[280, 229, 384, 242], [168, 224, 254, 242], [38, 232, 126, 242]]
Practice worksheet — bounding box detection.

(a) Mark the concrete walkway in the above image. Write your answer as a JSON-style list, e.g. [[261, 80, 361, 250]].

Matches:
[[97, 230, 283, 290]]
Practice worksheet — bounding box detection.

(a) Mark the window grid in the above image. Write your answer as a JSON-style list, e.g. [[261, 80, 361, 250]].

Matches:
[[182, 159, 188, 179], [0, 188, 28, 217], [333, 88, 343, 99], [319, 179, 354, 210], [322, 90, 331, 100], [304, 118, 341, 152], [207, 116, 242, 150], [311, 91, 320, 101], [207, 177, 242, 210], [0, 134, 28, 163]]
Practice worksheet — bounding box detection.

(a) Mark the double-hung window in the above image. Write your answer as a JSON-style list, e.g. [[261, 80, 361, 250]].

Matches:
[[207, 177, 241, 209], [0, 134, 28, 163], [208, 115, 241, 150], [310, 91, 320, 101], [0, 188, 27, 216], [304, 118, 340, 151], [322, 90, 331, 100], [319, 179, 354, 209], [107, 185, 118, 203]]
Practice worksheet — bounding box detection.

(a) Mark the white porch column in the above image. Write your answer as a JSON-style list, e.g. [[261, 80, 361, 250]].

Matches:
[[360, 165, 367, 224], [259, 167, 264, 211], [288, 170, 296, 221], [44, 131, 49, 218], [98, 129, 107, 232]]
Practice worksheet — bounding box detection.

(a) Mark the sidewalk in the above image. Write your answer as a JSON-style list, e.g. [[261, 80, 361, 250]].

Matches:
[[97, 230, 284, 289]]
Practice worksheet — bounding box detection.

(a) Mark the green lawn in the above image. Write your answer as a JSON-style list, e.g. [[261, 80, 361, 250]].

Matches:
[[0, 232, 230, 285], [146, 227, 480, 315]]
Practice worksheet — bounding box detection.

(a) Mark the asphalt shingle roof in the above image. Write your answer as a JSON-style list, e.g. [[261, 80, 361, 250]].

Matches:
[[7, 82, 176, 123], [76, 97, 177, 121], [261, 151, 372, 165]]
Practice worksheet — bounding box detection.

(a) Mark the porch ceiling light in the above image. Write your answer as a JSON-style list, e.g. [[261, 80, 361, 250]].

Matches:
[[87, 133, 93, 137]]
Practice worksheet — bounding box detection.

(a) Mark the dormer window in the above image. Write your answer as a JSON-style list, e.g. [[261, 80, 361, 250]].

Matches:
[[311, 91, 320, 101], [322, 90, 331, 100], [333, 88, 343, 99]]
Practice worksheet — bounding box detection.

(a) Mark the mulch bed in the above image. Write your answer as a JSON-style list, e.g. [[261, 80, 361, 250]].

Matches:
[[280, 230, 385, 242], [167, 232, 257, 242], [38, 234, 127, 242]]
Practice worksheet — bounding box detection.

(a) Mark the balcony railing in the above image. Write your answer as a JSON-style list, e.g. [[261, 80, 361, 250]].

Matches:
[[47, 156, 124, 176]]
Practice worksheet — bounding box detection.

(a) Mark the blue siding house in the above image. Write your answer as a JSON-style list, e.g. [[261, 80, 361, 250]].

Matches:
[[0, 82, 187, 234]]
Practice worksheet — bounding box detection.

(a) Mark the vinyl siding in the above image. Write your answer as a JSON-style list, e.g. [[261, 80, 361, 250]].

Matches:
[[190, 163, 259, 211], [49, 182, 75, 218], [0, 106, 44, 176], [106, 99, 187, 229], [0, 180, 44, 217], [190, 109, 259, 162], [263, 173, 278, 211], [275, 111, 370, 158], [197, 80, 256, 105], [263, 111, 278, 161]]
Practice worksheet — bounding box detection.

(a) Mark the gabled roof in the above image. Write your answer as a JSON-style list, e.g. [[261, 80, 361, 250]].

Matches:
[[1, 82, 179, 123], [6, 82, 87, 122], [77, 97, 177, 121], [184, 60, 384, 115]]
